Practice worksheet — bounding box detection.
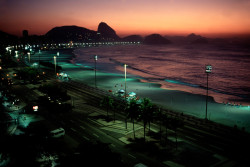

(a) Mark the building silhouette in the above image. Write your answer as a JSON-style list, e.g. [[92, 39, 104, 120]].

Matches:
[[23, 30, 28, 38]]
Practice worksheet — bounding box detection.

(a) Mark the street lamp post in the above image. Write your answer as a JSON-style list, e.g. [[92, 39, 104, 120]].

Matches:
[[28, 52, 30, 63], [124, 64, 128, 101], [54, 56, 57, 75], [205, 65, 212, 120], [57, 51, 59, 67], [124, 64, 128, 129], [15, 51, 18, 57], [94, 55, 98, 88], [38, 50, 41, 70]]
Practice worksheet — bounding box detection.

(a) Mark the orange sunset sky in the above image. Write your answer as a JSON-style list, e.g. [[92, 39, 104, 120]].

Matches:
[[0, 0, 250, 38]]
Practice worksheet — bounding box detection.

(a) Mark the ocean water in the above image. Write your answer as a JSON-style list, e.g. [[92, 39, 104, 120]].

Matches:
[[73, 44, 250, 105]]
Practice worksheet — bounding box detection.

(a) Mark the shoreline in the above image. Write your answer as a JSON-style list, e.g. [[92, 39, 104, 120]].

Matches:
[[73, 44, 250, 106], [35, 48, 250, 132]]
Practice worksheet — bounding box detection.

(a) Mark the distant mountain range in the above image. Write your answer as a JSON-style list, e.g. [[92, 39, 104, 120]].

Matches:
[[144, 34, 171, 45], [1, 22, 250, 46], [165, 33, 208, 44], [0, 30, 18, 45]]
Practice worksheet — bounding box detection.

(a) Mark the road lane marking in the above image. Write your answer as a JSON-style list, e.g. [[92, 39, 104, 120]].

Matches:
[[87, 118, 103, 126], [70, 128, 77, 132], [185, 136, 197, 141], [209, 144, 224, 151], [83, 136, 90, 141], [93, 133, 99, 138], [128, 153, 136, 159]]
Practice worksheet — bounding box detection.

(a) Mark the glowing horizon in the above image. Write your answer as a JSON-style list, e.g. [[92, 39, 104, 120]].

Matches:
[[1, 0, 250, 38]]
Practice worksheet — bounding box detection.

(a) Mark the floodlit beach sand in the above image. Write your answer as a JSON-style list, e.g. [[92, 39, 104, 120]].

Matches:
[[33, 48, 250, 132]]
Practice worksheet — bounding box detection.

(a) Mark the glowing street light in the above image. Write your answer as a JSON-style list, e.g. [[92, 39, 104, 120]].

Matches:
[[94, 55, 98, 88], [15, 51, 18, 58], [205, 65, 212, 120]]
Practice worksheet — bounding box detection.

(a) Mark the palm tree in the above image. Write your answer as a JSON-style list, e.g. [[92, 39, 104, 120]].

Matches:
[[153, 106, 162, 141], [126, 98, 140, 138], [100, 96, 114, 121], [170, 116, 184, 150], [139, 98, 153, 140], [124, 105, 128, 129], [114, 103, 124, 122], [113, 104, 119, 122], [162, 113, 170, 145]]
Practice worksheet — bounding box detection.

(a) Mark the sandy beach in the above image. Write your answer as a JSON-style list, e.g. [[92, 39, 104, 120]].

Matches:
[[32, 48, 250, 132]]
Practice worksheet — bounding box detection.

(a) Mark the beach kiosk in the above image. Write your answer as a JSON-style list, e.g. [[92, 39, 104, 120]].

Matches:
[[128, 92, 136, 96], [128, 92, 137, 101], [118, 89, 125, 97]]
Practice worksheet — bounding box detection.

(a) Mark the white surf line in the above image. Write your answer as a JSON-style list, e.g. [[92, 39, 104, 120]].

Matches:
[[93, 133, 99, 138], [128, 153, 136, 159]]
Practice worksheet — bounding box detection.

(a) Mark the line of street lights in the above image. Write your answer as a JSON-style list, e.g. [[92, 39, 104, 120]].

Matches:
[[25, 50, 212, 120]]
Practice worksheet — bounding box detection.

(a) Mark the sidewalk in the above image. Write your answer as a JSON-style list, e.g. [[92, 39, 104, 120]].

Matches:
[[87, 110, 160, 144]]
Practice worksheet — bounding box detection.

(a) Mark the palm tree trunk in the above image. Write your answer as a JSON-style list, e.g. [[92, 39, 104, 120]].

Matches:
[[159, 110, 162, 142], [175, 129, 177, 150], [149, 121, 151, 132], [165, 126, 168, 144], [133, 119, 135, 139], [144, 122, 146, 140], [159, 119, 162, 142], [106, 106, 109, 120], [125, 117, 127, 129]]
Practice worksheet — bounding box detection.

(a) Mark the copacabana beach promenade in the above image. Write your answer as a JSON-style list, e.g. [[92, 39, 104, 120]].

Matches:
[[31, 48, 250, 132]]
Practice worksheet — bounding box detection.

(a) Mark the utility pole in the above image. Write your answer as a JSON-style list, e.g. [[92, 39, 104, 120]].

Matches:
[[94, 55, 98, 88], [205, 65, 212, 120]]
